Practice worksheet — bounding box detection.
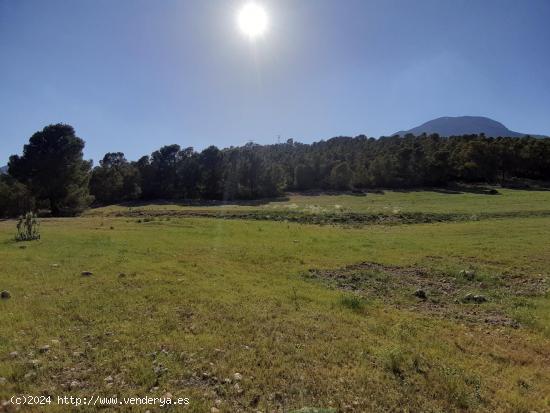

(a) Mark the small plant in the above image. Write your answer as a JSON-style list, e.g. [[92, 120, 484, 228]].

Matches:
[[339, 294, 365, 312], [383, 347, 407, 378], [291, 287, 300, 311], [15, 212, 40, 241]]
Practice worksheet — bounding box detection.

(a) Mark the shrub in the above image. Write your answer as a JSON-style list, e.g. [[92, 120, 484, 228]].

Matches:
[[15, 212, 40, 241], [0, 176, 34, 217]]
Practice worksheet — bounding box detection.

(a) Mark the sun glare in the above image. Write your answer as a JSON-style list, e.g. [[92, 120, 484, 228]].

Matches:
[[237, 3, 268, 39]]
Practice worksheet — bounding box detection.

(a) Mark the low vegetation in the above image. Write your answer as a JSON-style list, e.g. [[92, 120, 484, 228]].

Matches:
[[15, 212, 40, 242], [1, 191, 549, 412]]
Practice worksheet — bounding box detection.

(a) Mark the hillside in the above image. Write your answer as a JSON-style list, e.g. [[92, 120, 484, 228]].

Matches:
[[394, 116, 547, 138]]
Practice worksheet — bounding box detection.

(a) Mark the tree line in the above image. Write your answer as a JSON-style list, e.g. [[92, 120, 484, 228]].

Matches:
[[1, 123, 549, 217]]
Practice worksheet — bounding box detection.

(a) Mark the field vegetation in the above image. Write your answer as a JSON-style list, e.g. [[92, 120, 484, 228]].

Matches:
[[1, 190, 549, 412]]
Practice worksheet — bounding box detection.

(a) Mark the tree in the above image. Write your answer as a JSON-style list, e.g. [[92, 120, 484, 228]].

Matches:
[[329, 162, 353, 190], [150, 145, 182, 198], [135, 156, 155, 198], [90, 152, 141, 204], [8, 124, 92, 216], [199, 146, 223, 199], [294, 164, 315, 190], [260, 164, 286, 197], [237, 144, 263, 198], [0, 175, 34, 217], [176, 147, 200, 199]]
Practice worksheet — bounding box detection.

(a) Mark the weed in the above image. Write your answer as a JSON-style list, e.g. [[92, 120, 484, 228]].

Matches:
[[15, 212, 40, 241]]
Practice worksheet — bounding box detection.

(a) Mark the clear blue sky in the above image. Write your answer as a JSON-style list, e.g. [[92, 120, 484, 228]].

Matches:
[[1, 0, 549, 164]]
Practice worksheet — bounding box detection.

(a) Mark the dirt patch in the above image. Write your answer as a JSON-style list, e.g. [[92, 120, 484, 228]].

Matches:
[[102, 209, 550, 227], [306, 262, 548, 328]]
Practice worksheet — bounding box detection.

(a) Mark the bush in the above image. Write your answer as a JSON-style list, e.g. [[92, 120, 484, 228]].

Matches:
[[0, 176, 34, 217], [15, 212, 40, 241]]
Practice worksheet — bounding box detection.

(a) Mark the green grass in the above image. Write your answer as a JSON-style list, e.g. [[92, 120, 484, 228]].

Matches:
[[87, 188, 550, 216], [269, 188, 550, 215], [1, 191, 550, 412]]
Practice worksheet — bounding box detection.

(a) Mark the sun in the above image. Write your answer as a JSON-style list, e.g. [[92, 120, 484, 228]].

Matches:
[[237, 3, 268, 39]]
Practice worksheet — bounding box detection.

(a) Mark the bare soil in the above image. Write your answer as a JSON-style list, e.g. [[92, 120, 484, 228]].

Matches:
[[305, 262, 548, 327]]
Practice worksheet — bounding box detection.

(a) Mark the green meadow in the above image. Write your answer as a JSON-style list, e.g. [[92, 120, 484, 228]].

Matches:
[[1, 190, 550, 412], [88, 188, 550, 215]]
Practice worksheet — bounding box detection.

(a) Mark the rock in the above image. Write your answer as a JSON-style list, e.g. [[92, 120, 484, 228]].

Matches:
[[24, 372, 36, 379], [459, 269, 476, 281], [0, 377, 6, 385], [9, 351, 18, 358], [414, 289, 427, 300], [211, 408, 220, 413], [163, 392, 172, 399], [81, 271, 93, 276], [69, 380, 80, 389], [0, 290, 11, 299], [233, 372, 243, 381], [463, 293, 487, 303], [51, 339, 60, 345], [233, 383, 243, 394], [104, 376, 113, 382], [39, 345, 50, 353], [214, 399, 222, 407], [473, 295, 487, 303]]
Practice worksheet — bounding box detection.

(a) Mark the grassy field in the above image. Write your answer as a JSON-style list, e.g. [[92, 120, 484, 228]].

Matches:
[[87, 187, 550, 216], [1, 190, 550, 412]]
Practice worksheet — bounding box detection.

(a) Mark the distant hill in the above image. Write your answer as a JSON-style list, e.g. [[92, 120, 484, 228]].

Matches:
[[394, 116, 547, 138], [0, 165, 7, 175]]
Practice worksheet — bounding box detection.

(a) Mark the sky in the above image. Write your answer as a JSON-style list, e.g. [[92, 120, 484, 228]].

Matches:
[[1, 0, 549, 164]]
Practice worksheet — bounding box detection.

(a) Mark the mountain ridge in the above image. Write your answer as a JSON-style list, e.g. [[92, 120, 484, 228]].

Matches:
[[394, 116, 547, 138]]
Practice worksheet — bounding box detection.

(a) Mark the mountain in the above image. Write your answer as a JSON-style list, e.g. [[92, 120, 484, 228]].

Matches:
[[394, 116, 547, 138], [0, 165, 7, 175]]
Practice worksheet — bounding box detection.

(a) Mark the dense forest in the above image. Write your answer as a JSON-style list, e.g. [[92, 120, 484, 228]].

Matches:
[[1, 123, 550, 217]]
